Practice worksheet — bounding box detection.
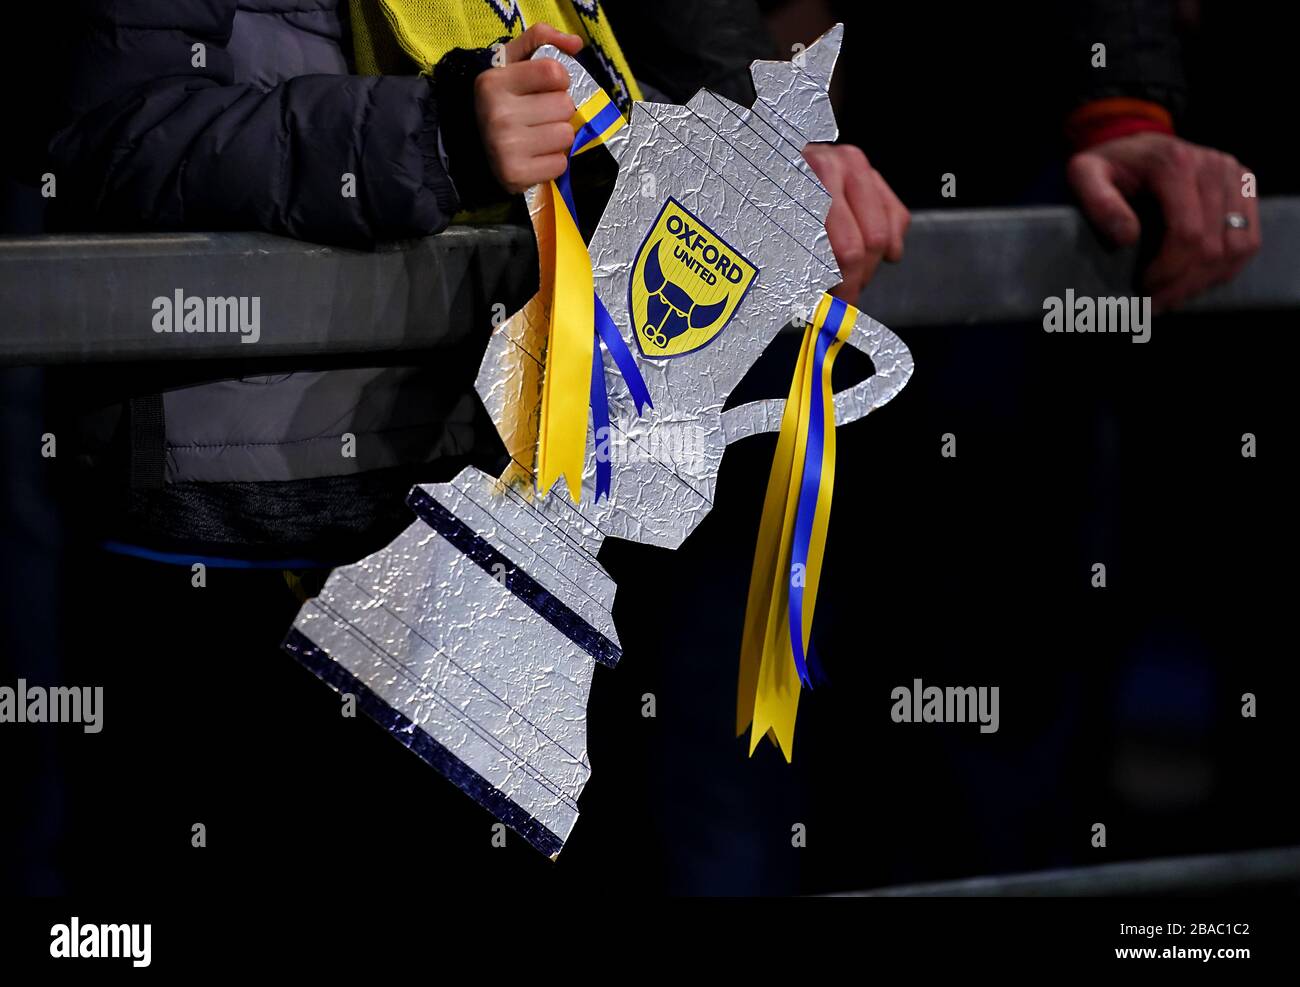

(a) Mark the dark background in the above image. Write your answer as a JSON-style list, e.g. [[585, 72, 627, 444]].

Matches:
[[1, 1, 1296, 896]]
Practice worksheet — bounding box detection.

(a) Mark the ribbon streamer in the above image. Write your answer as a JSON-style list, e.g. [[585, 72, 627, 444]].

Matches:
[[736, 294, 856, 761], [536, 89, 651, 503]]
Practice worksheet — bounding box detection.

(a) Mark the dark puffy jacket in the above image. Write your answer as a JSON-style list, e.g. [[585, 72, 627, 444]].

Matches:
[[1066, 0, 1187, 117], [46, 0, 774, 560], [46, 0, 506, 559], [49, 0, 494, 245], [47, 0, 770, 245]]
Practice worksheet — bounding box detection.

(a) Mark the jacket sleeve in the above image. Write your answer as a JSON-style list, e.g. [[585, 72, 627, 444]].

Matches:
[[1064, 0, 1187, 118], [46, 1, 495, 246]]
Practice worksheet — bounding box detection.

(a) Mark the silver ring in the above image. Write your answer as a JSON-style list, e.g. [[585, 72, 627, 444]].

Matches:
[[1225, 212, 1249, 230]]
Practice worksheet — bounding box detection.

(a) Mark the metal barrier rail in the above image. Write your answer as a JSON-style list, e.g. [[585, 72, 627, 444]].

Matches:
[[838, 845, 1300, 897], [1, 199, 1296, 366]]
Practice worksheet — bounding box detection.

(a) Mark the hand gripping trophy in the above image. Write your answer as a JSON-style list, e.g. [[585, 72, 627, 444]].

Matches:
[[283, 25, 913, 857]]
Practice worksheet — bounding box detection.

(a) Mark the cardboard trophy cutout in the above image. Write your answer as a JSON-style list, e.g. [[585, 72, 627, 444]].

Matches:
[[283, 25, 913, 857]]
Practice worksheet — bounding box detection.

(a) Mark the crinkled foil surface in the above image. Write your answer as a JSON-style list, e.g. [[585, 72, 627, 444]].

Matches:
[[289, 24, 915, 854]]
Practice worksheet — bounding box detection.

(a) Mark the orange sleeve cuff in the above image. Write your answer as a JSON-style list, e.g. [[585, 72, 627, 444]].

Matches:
[[1065, 98, 1174, 150]]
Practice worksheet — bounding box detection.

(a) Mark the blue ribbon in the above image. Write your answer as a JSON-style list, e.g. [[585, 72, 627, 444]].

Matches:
[[595, 295, 652, 415], [554, 110, 653, 503], [591, 294, 654, 500], [787, 296, 847, 687], [572, 101, 626, 156], [554, 100, 622, 218], [588, 327, 612, 501]]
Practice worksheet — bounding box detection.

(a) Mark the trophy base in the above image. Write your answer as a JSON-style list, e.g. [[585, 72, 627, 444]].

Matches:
[[283, 467, 621, 856]]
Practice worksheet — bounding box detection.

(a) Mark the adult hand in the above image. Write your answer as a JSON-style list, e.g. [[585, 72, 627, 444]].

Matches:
[[1067, 132, 1261, 311], [803, 143, 910, 303]]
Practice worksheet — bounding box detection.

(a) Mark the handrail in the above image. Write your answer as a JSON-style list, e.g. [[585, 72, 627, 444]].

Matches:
[[834, 845, 1300, 897], [1, 199, 1295, 366]]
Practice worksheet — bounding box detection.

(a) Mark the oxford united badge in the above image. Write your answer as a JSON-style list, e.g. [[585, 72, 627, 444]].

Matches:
[[629, 197, 758, 358]]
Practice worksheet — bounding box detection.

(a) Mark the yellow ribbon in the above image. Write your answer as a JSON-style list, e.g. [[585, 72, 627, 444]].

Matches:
[[534, 90, 626, 502], [737, 293, 856, 761]]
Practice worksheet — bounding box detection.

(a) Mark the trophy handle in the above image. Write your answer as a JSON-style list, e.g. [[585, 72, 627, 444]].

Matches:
[[719, 314, 914, 445], [530, 44, 633, 166]]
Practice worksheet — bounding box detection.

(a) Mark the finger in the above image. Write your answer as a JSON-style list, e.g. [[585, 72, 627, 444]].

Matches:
[[1222, 158, 1262, 282], [1142, 144, 1205, 302], [1066, 152, 1141, 245], [801, 142, 837, 185], [504, 23, 583, 62], [804, 146, 869, 297], [498, 152, 570, 194], [1150, 232, 1203, 311], [502, 58, 572, 95], [873, 169, 909, 263], [528, 152, 571, 185], [506, 91, 578, 127], [1154, 158, 1224, 308], [1241, 170, 1262, 249], [1166, 150, 1228, 301], [823, 180, 868, 301], [841, 164, 888, 285], [528, 120, 580, 157]]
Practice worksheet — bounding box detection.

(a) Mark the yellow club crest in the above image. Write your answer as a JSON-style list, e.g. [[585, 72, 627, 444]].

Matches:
[[628, 197, 759, 359]]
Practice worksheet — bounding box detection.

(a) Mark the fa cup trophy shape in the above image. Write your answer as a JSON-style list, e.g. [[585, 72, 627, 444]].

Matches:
[[284, 25, 913, 857]]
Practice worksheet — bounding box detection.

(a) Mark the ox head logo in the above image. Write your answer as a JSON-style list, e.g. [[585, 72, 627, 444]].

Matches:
[[628, 197, 758, 358]]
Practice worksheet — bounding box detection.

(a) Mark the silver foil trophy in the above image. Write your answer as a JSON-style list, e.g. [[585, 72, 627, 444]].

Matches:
[[284, 25, 913, 857]]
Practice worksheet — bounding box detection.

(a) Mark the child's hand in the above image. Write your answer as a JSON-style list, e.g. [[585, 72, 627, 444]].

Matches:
[[475, 24, 584, 194]]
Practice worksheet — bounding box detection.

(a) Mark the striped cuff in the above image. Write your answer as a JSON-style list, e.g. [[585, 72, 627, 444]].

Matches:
[[1066, 97, 1174, 150]]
